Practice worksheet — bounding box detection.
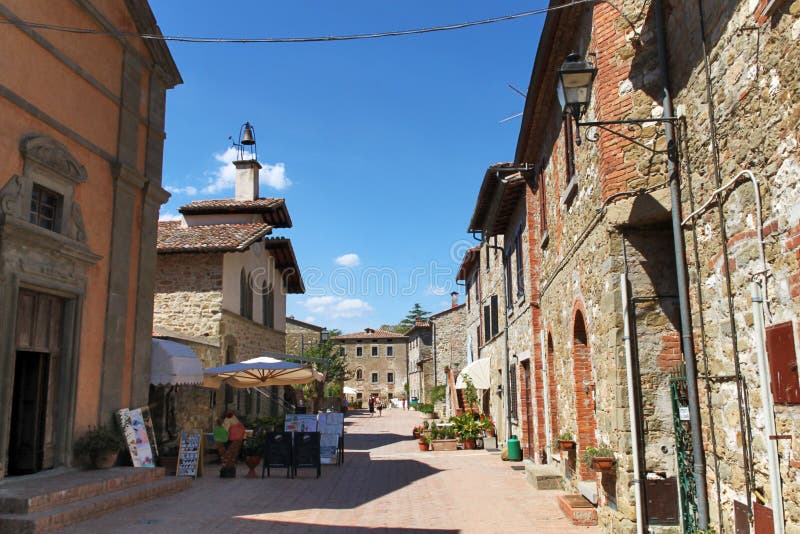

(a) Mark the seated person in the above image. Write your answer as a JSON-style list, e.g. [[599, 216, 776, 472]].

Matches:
[[212, 418, 228, 461]]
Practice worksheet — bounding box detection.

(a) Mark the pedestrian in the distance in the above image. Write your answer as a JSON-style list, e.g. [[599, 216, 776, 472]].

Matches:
[[377, 398, 384, 417], [368, 395, 375, 416]]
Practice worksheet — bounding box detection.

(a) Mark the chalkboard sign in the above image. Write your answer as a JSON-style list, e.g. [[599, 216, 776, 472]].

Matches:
[[176, 429, 203, 478], [317, 412, 344, 465], [262, 432, 293, 478], [293, 431, 321, 478]]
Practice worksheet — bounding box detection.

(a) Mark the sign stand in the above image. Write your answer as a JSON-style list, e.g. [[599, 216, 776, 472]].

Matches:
[[176, 429, 203, 478]]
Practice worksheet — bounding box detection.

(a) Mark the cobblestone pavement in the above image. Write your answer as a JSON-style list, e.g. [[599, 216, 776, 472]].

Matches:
[[62, 408, 600, 533]]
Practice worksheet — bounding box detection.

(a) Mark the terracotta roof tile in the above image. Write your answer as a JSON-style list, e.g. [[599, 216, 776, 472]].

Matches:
[[333, 328, 408, 340], [157, 221, 272, 253], [456, 246, 481, 281], [179, 198, 292, 228]]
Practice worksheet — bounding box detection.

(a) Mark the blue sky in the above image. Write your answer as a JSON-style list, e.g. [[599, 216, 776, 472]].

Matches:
[[150, 1, 543, 333]]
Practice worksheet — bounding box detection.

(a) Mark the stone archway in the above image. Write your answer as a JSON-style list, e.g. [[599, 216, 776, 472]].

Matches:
[[572, 310, 597, 480]]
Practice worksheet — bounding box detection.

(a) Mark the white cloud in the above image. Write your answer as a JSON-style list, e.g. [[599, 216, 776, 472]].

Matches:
[[165, 185, 198, 196], [202, 146, 291, 194], [301, 296, 372, 319], [335, 253, 361, 268], [158, 212, 183, 222], [426, 285, 448, 296], [304, 316, 317, 324]]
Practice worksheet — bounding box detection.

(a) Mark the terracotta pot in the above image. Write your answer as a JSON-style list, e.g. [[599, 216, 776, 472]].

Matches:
[[557, 439, 576, 451], [244, 455, 262, 479], [590, 456, 616, 472], [418, 441, 429, 451], [462, 438, 476, 450], [91, 450, 119, 469]]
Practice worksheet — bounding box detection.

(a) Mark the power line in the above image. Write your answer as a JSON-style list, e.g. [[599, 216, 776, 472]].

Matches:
[[0, 1, 634, 44]]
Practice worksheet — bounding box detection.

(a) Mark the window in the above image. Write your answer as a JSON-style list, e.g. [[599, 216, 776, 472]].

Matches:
[[261, 281, 274, 328], [485, 243, 490, 271], [371, 372, 379, 384], [509, 363, 519, 421], [356, 369, 364, 381], [239, 269, 253, 320], [765, 322, 800, 404], [356, 346, 363, 357], [515, 231, 525, 298], [563, 113, 575, 184], [490, 295, 499, 338], [466, 279, 471, 311], [505, 251, 513, 310], [387, 346, 394, 357], [371, 346, 378, 357], [483, 304, 491, 343], [539, 168, 548, 235], [387, 372, 394, 383], [30, 184, 62, 232], [339, 346, 346, 357]]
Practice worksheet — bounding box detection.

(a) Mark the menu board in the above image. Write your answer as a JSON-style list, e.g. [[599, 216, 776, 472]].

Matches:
[[284, 414, 318, 433], [177, 429, 203, 478], [317, 412, 344, 465]]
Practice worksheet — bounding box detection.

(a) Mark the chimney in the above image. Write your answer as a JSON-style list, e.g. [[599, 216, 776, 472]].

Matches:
[[234, 159, 262, 201], [450, 291, 459, 308]]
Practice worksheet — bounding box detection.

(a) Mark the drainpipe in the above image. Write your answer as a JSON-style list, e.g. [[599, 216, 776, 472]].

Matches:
[[654, 0, 710, 528], [621, 265, 645, 534], [751, 282, 785, 534]]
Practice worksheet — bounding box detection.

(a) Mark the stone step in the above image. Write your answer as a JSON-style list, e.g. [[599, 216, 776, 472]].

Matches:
[[557, 494, 598, 526], [0, 476, 191, 533], [0, 467, 165, 514], [525, 463, 563, 490]]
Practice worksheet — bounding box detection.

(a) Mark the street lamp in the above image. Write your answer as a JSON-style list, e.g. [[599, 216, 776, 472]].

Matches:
[[320, 328, 329, 344], [557, 52, 597, 120]]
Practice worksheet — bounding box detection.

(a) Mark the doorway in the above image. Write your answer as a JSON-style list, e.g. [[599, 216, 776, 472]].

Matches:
[[9, 289, 64, 476]]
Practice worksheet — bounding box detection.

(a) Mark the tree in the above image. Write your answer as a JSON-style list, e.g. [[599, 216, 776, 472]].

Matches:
[[398, 303, 430, 332], [296, 339, 352, 411]]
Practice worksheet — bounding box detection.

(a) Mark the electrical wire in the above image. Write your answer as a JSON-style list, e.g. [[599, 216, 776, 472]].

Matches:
[[0, 0, 639, 44]]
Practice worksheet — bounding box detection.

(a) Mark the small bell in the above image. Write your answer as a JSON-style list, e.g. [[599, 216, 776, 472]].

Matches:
[[241, 122, 255, 145]]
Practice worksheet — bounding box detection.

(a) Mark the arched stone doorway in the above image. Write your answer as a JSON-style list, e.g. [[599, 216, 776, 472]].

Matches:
[[572, 310, 597, 480]]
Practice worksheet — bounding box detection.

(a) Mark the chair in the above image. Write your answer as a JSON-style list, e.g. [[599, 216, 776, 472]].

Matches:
[[293, 431, 321, 478], [262, 432, 293, 478]]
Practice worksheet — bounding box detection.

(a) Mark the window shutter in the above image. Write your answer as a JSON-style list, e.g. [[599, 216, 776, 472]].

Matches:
[[765, 322, 800, 405], [490, 295, 499, 338]]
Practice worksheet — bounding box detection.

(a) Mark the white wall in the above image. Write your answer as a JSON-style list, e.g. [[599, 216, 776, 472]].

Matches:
[[222, 245, 287, 332]]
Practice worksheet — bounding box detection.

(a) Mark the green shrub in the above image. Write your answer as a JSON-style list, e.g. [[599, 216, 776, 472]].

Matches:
[[417, 403, 435, 414], [74, 425, 124, 457]]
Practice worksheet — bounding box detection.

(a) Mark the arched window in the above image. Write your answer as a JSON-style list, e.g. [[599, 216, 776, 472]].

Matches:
[[356, 369, 364, 381], [240, 269, 253, 320], [262, 280, 274, 328]]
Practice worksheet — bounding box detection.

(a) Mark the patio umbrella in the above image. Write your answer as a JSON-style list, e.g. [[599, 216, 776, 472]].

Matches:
[[203, 356, 323, 389], [343, 386, 358, 395]]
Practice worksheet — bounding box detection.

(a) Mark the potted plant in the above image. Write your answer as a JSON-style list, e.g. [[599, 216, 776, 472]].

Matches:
[[74, 425, 124, 469], [242, 434, 265, 479], [430, 425, 458, 451], [450, 415, 482, 449], [418, 433, 429, 451], [581, 445, 616, 472], [557, 431, 576, 451], [479, 414, 495, 437]]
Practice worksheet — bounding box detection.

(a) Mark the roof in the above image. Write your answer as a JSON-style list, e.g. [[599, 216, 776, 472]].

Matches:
[[405, 319, 432, 337], [179, 198, 292, 228], [456, 246, 480, 281], [467, 163, 531, 236], [263, 238, 305, 294], [333, 328, 408, 341], [430, 303, 465, 320], [286, 317, 325, 332], [157, 221, 272, 253]]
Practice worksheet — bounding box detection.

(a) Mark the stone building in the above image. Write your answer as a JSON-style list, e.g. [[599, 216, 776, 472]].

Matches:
[[405, 318, 432, 404], [468, 165, 536, 455], [153, 154, 304, 434], [0, 0, 180, 478], [501, 0, 800, 531], [429, 294, 466, 418], [285, 316, 326, 356], [333, 328, 408, 405]]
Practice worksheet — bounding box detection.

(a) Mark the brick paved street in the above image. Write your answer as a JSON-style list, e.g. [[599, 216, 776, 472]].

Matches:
[[62, 409, 600, 533]]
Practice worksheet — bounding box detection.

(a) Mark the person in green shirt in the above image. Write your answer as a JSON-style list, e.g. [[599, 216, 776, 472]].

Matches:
[[213, 418, 228, 460]]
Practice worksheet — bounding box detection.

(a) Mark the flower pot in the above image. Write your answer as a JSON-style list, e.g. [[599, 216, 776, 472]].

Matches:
[[462, 438, 476, 450], [431, 439, 458, 451], [418, 441, 429, 452], [91, 450, 119, 469], [590, 456, 616, 472], [557, 439, 576, 451], [244, 455, 262, 478]]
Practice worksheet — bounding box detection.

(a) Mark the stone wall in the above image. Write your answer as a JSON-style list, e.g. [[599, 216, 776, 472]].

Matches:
[[432, 305, 466, 417], [407, 328, 431, 402], [285, 319, 323, 356], [154, 253, 224, 339]]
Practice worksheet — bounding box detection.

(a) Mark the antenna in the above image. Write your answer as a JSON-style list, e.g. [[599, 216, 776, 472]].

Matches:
[[498, 83, 527, 124]]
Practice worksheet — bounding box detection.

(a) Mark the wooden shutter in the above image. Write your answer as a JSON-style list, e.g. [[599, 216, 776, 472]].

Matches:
[[765, 322, 800, 404]]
